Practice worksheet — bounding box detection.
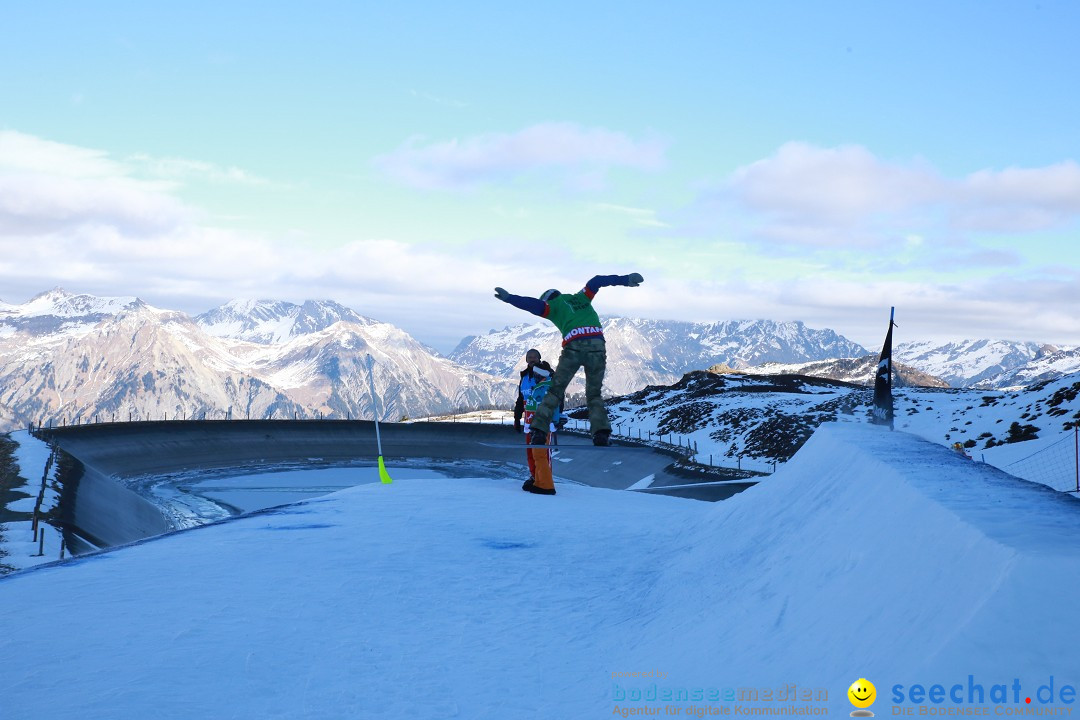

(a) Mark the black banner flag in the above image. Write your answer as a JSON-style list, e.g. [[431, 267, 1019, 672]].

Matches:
[[871, 307, 896, 429]]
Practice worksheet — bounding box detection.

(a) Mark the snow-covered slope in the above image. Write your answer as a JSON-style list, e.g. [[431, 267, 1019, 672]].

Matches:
[[0, 431, 65, 574], [1, 422, 1076, 718], [598, 368, 1080, 490]]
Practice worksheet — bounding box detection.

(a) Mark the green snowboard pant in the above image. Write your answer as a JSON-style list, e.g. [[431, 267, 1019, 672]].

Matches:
[[532, 337, 610, 435]]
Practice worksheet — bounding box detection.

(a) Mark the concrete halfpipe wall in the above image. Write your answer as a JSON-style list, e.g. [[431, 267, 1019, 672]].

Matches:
[[38, 420, 755, 550]]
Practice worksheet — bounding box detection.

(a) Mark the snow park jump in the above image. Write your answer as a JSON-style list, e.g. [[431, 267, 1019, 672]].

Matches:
[[1, 418, 1078, 718]]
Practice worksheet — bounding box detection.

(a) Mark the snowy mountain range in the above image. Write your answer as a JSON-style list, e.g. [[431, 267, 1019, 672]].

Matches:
[[0, 290, 514, 430], [195, 299, 380, 345], [984, 346, 1080, 389], [449, 317, 871, 395], [451, 318, 1080, 394], [893, 338, 1076, 389], [736, 355, 948, 388], [2, 289, 1079, 433]]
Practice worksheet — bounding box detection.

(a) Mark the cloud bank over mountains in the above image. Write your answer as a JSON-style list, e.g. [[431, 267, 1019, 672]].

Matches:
[[2, 129, 1079, 351], [691, 141, 1080, 247]]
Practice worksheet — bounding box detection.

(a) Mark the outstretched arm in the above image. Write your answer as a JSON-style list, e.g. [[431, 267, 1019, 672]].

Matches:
[[494, 287, 546, 317], [583, 273, 644, 298]]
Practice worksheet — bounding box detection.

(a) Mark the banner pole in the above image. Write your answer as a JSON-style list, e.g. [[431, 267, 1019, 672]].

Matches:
[[366, 354, 393, 484]]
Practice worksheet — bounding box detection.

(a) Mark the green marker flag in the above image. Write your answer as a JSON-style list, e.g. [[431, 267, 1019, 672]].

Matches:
[[365, 353, 393, 484]]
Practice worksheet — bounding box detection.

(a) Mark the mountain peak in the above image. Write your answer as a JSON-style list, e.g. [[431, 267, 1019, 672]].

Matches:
[[13, 288, 143, 319], [0, 289, 147, 341], [29, 286, 71, 300], [196, 298, 376, 344]]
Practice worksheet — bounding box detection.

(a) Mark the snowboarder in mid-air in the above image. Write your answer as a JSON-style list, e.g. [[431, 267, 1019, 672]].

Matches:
[[494, 273, 643, 446]]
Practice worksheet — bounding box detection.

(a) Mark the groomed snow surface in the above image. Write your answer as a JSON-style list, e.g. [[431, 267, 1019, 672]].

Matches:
[[3, 422, 1080, 719]]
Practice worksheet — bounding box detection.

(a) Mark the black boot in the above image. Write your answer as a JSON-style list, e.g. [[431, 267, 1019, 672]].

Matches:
[[525, 483, 556, 496], [522, 478, 535, 491], [593, 429, 611, 446]]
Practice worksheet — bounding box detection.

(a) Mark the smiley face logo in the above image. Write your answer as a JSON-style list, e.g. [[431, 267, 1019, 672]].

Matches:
[[848, 678, 876, 709]]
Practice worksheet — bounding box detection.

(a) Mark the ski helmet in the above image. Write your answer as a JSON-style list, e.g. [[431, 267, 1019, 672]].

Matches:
[[540, 289, 561, 302]]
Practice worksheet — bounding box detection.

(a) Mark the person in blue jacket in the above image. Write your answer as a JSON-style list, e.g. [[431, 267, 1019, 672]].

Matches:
[[514, 348, 544, 434]]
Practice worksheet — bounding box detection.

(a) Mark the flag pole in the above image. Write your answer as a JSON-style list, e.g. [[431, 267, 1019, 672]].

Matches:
[[887, 306, 896, 429], [365, 353, 393, 484]]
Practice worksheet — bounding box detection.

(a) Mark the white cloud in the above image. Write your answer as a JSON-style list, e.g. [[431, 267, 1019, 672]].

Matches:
[[408, 89, 468, 109], [0, 130, 126, 178], [5, 131, 1080, 352], [128, 154, 272, 186], [955, 161, 1080, 232], [0, 130, 586, 349], [591, 203, 669, 228], [0, 167, 191, 236], [0, 223, 596, 352], [0, 131, 279, 237], [653, 272, 1080, 350], [727, 142, 942, 227], [694, 143, 1080, 248], [5, 217, 1080, 350], [374, 122, 667, 190]]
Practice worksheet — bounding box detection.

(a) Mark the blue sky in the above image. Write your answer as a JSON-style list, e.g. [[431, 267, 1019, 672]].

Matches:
[[1, 1, 1078, 352]]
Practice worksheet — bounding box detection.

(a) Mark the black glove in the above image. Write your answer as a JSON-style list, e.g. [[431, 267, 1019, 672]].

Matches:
[[494, 287, 510, 301], [627, 273, 644, 287]]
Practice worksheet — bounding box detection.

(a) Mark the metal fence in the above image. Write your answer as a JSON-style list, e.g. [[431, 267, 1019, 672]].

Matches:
[[1002, 428, 1080, 494]]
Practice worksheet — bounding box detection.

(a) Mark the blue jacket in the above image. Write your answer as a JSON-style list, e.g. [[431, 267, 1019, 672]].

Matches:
[[514, 366, 546, 423]]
